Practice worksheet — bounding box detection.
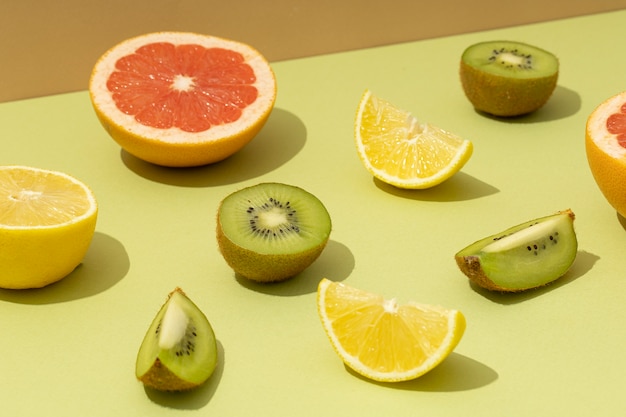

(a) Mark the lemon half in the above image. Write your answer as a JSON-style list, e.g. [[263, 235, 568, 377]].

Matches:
[[0, 166, 98, 289]]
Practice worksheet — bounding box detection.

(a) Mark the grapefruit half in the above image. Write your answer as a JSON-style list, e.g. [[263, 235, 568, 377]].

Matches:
[[89, 32, 277, 167]]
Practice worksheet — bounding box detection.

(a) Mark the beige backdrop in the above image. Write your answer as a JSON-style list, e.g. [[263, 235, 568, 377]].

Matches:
[[2, 0, 625, 102]]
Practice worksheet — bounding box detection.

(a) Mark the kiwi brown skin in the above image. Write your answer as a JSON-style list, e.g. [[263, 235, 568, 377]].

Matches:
[[459, 41, 559, 117], [216, 211, 330, 283], [139, 358, 199, 391]]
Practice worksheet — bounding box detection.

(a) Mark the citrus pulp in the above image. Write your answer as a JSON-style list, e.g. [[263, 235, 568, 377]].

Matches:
[[89, 32, 277, 167], [0, 166, 98, 289], [317, 278, 466, 382], [354, 90, 473, 189]]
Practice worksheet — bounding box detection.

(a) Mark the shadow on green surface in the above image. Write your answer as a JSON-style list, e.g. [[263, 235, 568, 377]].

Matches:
[[143, 339, 225, 410], [120, 108, 307, 187], [235, 239, 355, 296], [0, 232, 129, 305], [374, 171, 499, 202], [468, 249, 600, 305], [474, 85, 581, 124], [346, 352, 497, 392]]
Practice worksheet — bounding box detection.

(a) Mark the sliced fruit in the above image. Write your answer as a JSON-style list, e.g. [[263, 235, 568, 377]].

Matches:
[[354, 90, 473, 189], [460, 40, 559, 116], [455, 209, 577, 292], [0, 166, 98, 289], [216, 183, 331, 282], [317, 278, 466, 382], [136, 288, 218, 391], [586, 90, 626, 217], [89, 31, 277, 167]]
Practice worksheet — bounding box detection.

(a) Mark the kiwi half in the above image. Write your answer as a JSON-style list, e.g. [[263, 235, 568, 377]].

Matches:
[[455, 210, 577, 292], [135, 288, 217, 391], [216, 182, 331, 282], [460, 40, 559, 117]]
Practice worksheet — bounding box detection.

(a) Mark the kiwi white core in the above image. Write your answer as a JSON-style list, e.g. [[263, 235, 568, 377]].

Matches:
[[259, 207, 289, 229], [158, 299, 189, 350], [482, 218, 556, 252], [498, 52, 526, 67]]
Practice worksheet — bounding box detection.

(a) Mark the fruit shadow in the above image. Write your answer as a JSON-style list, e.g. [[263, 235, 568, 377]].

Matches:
[[468, 250, 600, 305], [143, 339, 225, 410], [344, 352, 498, 392], [0, 232, 130, 305], [234, 239, 355, 296], [120, 108, 307, 187], [473, 85, 581, 124], [373, 171, 499, 202]]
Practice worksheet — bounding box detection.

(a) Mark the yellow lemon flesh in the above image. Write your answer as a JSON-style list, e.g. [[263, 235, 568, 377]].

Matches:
[[0, 166, 98, 289], [355, 90, 473, 189], [317, 278, 465, 382]]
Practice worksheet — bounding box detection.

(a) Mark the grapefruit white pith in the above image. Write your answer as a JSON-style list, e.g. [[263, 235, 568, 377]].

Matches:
[[586, 91, 626, 217]]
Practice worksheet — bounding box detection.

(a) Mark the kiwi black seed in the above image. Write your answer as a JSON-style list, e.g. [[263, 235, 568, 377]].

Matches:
[[455, 209, 577, 292], [216, 182, 332, 282], [135, 288, 217, 391], [460, 40, 559, 117]]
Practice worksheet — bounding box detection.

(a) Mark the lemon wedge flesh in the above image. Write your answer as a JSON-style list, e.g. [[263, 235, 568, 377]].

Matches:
[[355, 90, 473, 189], [317, 278, 466, 382]]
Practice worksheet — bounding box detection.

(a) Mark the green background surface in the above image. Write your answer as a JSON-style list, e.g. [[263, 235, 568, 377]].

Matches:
[[1, 10, 625, 416]]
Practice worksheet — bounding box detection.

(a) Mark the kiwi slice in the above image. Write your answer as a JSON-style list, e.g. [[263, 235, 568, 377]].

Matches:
[[135, 288, 217, 391], [460, 40, 559, 117], [216, 182, 332, 282], [455, 209, 577, 292]]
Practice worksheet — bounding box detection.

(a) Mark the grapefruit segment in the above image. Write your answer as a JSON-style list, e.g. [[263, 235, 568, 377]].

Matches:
[[89, 32, 277, 167], [606, 104, 626, 146], [107, 43, 258, 132]]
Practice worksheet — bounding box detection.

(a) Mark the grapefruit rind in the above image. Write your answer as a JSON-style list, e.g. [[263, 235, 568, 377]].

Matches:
[[89, 32, 277, 167]]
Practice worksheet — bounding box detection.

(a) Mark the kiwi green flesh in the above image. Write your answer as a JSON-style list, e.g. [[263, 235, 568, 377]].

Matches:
[[219, 183, 331, 255], [460, 40, 559, 116], [455, 210, 577, 292], [136, 288, 217, 391], [461, 40, 558, 79]]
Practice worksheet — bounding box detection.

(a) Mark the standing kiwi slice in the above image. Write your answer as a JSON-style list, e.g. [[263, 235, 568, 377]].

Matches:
[[460, 40, 559, 117], [455, 210, 577, 292], [136, 288, 218, 391], [216, 182, 332, 282]]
